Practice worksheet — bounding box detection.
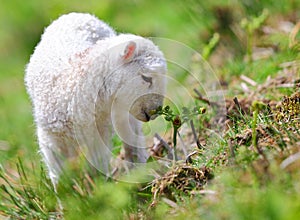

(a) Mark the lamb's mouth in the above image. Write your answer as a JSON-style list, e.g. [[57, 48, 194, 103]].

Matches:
[[143, 109, 159, 122], [144, 111, 151, 121]]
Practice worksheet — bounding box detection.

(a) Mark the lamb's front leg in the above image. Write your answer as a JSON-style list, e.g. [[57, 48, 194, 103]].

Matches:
[[77, 121, 112, 176], [123, 114, 149, 164]]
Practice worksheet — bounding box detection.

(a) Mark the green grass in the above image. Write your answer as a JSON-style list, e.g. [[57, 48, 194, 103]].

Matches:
[[0, 0, 300, 219]]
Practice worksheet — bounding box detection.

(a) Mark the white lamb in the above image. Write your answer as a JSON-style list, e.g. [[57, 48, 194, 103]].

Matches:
[[25, 12, 167, 186]]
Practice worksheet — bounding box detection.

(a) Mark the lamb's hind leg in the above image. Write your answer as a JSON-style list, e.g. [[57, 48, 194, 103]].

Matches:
[[37, 126, 68, 188]]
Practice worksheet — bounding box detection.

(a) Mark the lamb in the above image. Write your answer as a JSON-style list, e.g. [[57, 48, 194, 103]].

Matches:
[[25, 12, 167, 186]]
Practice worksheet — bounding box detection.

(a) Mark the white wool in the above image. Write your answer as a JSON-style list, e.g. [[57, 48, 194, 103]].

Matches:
[[25, 13, 166, 185]]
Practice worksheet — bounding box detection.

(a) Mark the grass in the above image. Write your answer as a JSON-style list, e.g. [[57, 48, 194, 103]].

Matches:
[[0, 0, 300, 219]]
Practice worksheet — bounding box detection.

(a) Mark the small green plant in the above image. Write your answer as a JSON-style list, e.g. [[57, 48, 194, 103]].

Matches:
[[202, 33, 220, 60], [152, 105, 206, 161], [251, 101, 267, 149], [241, 9, 269, 62]]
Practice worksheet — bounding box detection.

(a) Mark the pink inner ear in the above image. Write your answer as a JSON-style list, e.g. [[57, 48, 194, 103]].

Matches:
[[123, 42, 136, 61]]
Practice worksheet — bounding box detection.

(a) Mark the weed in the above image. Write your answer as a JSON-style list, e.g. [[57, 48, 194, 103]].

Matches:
[[0, 160, 58, 219], [151, 105, 206, 162], [240, 9, 269, 62]]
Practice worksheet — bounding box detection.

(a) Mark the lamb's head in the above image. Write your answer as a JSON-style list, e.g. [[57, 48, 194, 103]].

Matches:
[[110, 35, 167, 122]]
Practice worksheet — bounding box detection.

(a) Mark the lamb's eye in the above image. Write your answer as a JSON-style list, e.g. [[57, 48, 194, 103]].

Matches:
[[141, 74, 152, 87]]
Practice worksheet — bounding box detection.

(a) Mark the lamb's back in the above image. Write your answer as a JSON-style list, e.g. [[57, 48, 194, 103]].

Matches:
[[26, 12, 115, 79]]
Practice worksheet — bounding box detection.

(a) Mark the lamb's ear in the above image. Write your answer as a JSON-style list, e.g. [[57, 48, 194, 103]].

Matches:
[[121, 41, 136, 62]]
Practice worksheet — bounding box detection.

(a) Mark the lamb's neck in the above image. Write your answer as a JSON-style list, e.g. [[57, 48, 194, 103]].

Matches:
[[100, 67, 125, 100]]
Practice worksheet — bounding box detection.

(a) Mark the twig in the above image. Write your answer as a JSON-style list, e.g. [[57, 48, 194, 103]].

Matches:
[[177, 132, 188, 158], [154, 133, 171, 150], [84, 173, 95, 189], [240, 74, 257, 86], [191, 190, 217, 195], [154, 133, 173, 160], [280, 152, 300, 170], [193, 88, 220, 107], [110, 167, 118, 177], [173, 128, 178, 161], [289, 21, 300, 48], [241, 82, 250, 93], [193, 88, 203, 98], [277, 83, 297, 88], [190, 120, 202, 149], [186, 151, 199, 164], [233, 97, 245, 115], [193, 88, 210, 105], [161, 197, 179, 208]]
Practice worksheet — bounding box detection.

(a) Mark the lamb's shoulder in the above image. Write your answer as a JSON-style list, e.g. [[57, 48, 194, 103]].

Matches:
[[39, 46, 113, 131]]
